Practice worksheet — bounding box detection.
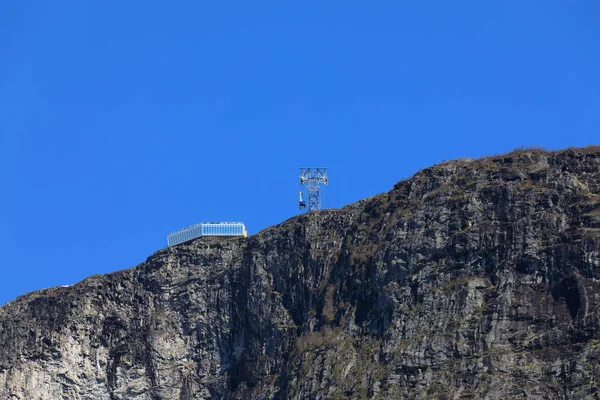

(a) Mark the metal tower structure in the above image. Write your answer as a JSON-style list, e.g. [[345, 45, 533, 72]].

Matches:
[[299, 168, 328, 212]]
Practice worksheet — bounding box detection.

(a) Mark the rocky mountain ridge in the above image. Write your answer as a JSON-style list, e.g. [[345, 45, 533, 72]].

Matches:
[[1, 146, 600, 399]]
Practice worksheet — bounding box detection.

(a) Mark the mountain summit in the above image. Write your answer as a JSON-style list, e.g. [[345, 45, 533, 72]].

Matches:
[[1, 147, 600, 399]]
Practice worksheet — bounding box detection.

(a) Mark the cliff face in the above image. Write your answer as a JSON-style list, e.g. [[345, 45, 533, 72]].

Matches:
[[2, 147, 600, 399]]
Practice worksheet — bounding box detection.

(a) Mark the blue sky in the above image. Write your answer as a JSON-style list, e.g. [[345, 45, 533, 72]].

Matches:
[[1, 1, 599, 305]]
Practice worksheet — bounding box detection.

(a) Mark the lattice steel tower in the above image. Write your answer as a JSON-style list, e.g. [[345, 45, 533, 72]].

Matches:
[[299, 168, 328, 212]]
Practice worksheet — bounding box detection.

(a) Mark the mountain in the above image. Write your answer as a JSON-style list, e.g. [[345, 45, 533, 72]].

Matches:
[[1, 146, 600, 399]]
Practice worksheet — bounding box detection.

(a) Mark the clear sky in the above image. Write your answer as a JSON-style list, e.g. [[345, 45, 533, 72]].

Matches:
[[1, 1, 599, 305]]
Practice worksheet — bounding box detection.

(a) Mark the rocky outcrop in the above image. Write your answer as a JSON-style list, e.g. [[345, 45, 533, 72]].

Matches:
[[1, 146, 600, 399]]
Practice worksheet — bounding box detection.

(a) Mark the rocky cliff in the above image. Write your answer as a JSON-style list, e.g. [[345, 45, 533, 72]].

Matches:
[[2, 147, 600, 399]]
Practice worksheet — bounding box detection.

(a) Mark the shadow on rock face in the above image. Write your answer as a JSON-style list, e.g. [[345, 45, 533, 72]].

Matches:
[[552, 276, 582, 320]]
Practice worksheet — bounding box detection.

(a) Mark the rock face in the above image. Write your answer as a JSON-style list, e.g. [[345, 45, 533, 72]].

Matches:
[[2, 147, 600, 399]]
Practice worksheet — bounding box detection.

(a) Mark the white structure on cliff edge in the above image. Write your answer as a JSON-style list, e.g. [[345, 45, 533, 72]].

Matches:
[[167, 222, 247, 247]]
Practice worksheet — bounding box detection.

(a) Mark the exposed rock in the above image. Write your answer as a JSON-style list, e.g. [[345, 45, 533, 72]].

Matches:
[[1, 146, 600, 399]]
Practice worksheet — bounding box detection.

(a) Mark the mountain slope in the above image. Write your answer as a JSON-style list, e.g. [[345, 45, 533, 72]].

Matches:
[[1, 146, 600, 399]]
